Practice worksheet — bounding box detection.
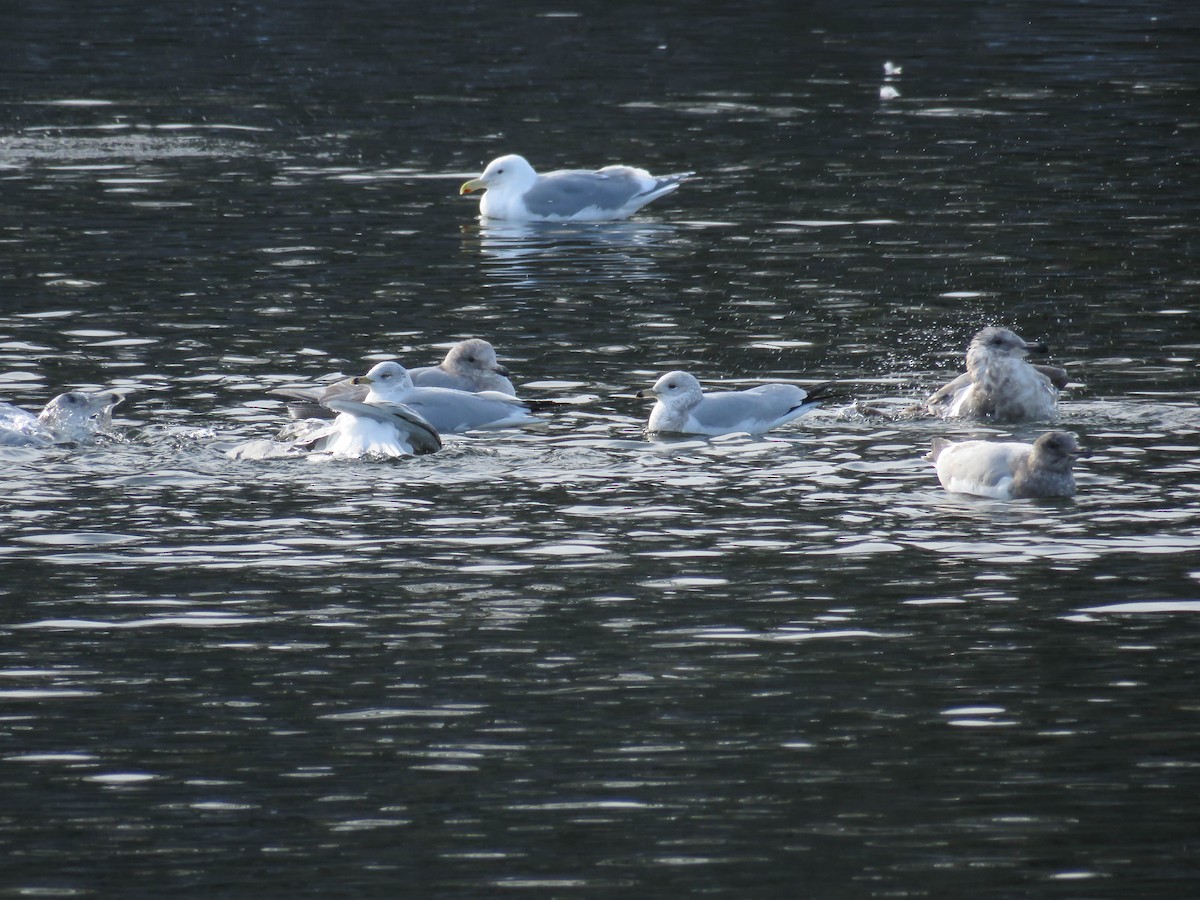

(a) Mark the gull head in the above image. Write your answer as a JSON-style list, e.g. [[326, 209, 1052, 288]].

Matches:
[[636, 371, 703, 405], [37, 390, 124, 432], [445, 338, 509, 376], [1031, 430, 1083, 471], [969, 326, 1048, 360], [460, 154, 537, 195], [352, 361, 414, 403]]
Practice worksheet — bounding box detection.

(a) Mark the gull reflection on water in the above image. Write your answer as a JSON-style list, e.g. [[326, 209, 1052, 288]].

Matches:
[[463, 219, 684, 285]]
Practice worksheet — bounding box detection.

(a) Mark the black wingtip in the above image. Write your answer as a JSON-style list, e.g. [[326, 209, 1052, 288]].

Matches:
[[805, 380, 838, 402]]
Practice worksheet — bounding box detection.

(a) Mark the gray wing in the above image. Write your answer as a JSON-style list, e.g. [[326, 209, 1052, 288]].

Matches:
[[692, 385, 811, 432], [269, 378, 365, 420], [409, 366, 515, 394], [522, 169, 684, 218], [400, 387, 538, 433], [927, 371, 973, 406], [1032, 364, 1070, 390], [322, 399, 442, 455]]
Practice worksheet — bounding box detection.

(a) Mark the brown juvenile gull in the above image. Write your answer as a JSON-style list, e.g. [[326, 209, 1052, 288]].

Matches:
[[636, 371, 834, 436], [460, 154, 692, 222], [925, 431, 1082, 500], [0, 389, 124, 447], [926, 326, 1067, 422], [270, 338, 516, 420]]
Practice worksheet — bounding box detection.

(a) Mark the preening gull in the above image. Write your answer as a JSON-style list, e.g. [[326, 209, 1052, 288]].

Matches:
[[926, 431, 1081, 500], [270, 338, 517, 420], [233, 374, 442, 460], [351, 361, 541, 434], [637, 371, 833, 436], [0, 389, 124, 447], [926, 327, 1066, 422], [460, 154, 692, 223], [305, 397, 442, 459]]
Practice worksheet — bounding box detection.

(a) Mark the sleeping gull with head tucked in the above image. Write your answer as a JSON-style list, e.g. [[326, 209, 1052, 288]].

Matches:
[[926, 431, 1081, 500], [637, 371, 833, 436], [926, 326, 1067, 422], [270, 338, 517, 420], [460, 154, 692, 222], [350, 361, 541, 434], [0, 389, 124, 447]]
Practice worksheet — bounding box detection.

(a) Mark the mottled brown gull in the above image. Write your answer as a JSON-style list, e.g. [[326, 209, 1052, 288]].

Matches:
[[926, 326, 1067, 422]]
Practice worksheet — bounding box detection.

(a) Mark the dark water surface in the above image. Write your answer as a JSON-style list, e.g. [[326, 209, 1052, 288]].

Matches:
[[2, 1, 1199, 897]]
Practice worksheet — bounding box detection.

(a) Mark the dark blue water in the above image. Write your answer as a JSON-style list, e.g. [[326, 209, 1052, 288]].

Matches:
[[2, 1, 1199, 897]]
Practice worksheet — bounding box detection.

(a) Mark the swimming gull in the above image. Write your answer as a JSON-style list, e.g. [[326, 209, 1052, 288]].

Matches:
[[637, 371, 834, 436], [926, 431, 1082, 500], [926, 326, 1066, 422], [352, 361, 542, 433], [0, 389, 124, 447], [459, 154, 692, 222], [270, 338, 517, 420]]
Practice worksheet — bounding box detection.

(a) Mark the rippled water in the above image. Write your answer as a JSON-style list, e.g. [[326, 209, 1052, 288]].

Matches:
[[2, 1, 1199, 897]]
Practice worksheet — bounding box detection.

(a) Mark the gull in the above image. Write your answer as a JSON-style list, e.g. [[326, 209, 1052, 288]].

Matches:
[[0, 389, 124, 447], [459, 154, 692, 223], [926, 431, 1082, 500], [301, 397, 441, 459], [883, 61, 903, 77], [350, 361, 541, 433], [407, 338, 515, 394], [270, 338, 516, 420], [231, 378, 441, 461], [926, 326, 1067, 422], [637, 371, 833, 436]]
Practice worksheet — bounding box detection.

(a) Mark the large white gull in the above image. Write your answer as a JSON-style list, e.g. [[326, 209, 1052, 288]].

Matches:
[[637, 371, 833, 436], [460, 154, 691, 223], [926, 431, 1082, 500]]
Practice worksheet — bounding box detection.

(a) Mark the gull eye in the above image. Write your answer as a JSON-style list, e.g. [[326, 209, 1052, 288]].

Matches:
[[496, 168, 504, 175], [67, 394, 81, 404]]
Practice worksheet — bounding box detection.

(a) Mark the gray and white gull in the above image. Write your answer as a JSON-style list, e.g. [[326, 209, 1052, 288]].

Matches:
[[460, 154, 691, 223], [348, 361, 540, 434], [637, 371, 833, 436], [271, 338, 517, 420]]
